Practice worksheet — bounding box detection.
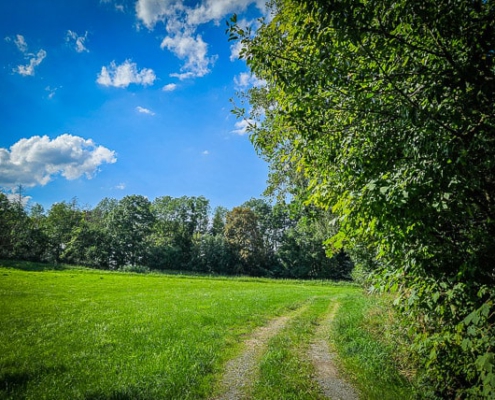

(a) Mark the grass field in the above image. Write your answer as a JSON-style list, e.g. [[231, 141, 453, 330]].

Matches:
[[0, 261, 414, 399]]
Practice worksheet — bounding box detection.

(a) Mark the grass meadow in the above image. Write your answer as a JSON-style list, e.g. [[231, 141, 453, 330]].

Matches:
[[0, 262, 357, 399]]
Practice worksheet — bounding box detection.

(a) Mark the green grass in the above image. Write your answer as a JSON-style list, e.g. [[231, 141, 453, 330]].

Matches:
[[331, 292, 417, 399], [0, 263, 355, 400]]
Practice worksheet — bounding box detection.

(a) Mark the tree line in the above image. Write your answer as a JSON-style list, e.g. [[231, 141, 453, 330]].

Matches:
[[0, 191, 353, 280]]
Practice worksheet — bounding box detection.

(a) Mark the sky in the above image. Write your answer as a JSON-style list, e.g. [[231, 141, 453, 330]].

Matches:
[[0, 0, 269, 212]]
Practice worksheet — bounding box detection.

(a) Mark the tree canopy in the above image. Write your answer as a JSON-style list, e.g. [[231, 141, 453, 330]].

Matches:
[[0, 192, 353, 281], [230, 0, 495, 396]]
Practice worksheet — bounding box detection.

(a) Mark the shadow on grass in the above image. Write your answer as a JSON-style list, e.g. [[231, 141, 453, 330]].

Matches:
[[85, 388, 157, 400], [0, 371, 30, 396], [0, 364, 70, 398], [0, 259, 68, 272]]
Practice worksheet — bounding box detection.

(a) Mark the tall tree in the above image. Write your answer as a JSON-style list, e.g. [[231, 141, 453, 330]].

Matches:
[[151, 196, 210, 269], [224, 207, 264, 275], [230, 0, 495, 396], [44, 199, 81, 263], [107, 195, 154, 267], [210, 206, 228, 236]]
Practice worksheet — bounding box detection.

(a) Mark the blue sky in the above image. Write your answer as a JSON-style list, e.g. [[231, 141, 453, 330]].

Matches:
[[0, 0, 268, 211]]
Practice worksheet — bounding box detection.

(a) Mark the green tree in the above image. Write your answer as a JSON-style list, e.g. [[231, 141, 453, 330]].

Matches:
[[44, 199, 81, 263], [231, 0, 495, 396], [210, 206, 228, 236], [62, 210, 112, 268], [107, 195, 154, 268], [150, 196, 210, 270], [278, 207, 353, 280], [224, 207, 265, 275], [0, 193, 17, 259]]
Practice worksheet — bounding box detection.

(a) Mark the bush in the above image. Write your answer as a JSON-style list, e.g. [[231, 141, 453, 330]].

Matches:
[[118, 265, 150, 274]]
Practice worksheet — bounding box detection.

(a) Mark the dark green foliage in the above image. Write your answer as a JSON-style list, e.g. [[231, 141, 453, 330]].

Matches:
[[0, 189, 350, 280], [229, 0, 495, 396]]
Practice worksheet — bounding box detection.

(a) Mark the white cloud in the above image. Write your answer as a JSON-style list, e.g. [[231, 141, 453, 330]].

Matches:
[[101, 0, 125, 12], [66, 30, 89, 53], [97, 60, 156, 88], [161, 31, 216, 80], [14, 34, 28, 53], [230, 40, 244, 61], [162, 83, 177, 92], [186, 0, 259, 26], [232, 119, 254, 135], [135, 0, 267, 79], [234, 72, 266, 89], [15, 49, 47, 77], [0, 134, 116, 188], [136, 106, 155, 115], [135, 0, 180, 29], [115, 183, 126, 190], [6, 193, 32, 207], [202, 150, 209, 155], [7, 35, 47, 76]]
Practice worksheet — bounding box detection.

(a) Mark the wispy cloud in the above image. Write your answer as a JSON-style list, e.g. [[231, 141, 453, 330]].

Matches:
[[45, 86, 58, 99], [162, 83, 177, 92], [0, 134, 116, 188], [96, 60, 156, 88], [101, 0, 125, 12], [136, 106, 155, 115], [16, 49, 47, 77], [66, 30, 89, 53], [7, 34, 47, 76], [13, 34, 28, 52]]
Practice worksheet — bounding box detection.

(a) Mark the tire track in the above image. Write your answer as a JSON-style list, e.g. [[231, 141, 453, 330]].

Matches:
[[212, 305, 307, 400], [308, 302, 359, 400]]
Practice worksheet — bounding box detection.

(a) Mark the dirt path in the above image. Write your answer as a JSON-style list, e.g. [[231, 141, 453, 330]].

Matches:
[[212, 300, 359, 400], [212, 306, 305, 400], [308, 302, 360, 400]]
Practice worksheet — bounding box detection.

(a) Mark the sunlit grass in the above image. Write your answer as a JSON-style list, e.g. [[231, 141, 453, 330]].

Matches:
[[0, 264, 353, 399], [331, 293, 417, 399]]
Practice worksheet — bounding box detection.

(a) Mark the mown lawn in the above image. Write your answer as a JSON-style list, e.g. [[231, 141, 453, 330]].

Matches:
[[0, 263, 356, 399]]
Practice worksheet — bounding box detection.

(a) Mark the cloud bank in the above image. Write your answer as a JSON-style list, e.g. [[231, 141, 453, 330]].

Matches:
[[0, 134, 116, 188], [97, 60, 156, 87]]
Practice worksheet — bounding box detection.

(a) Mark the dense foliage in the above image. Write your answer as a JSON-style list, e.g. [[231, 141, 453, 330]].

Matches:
[[229, 0, 495, 397], [0, 191, 352, 280]]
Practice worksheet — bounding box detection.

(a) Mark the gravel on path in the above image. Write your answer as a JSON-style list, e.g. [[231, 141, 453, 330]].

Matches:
[[212, 306, 306, 400], [308, 302, 360, 400]]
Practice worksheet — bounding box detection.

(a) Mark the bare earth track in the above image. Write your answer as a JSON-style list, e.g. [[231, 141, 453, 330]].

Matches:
[[213, 301, 359, 400], [309, 302, 360, 400], [213, 305, 308, 400]]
